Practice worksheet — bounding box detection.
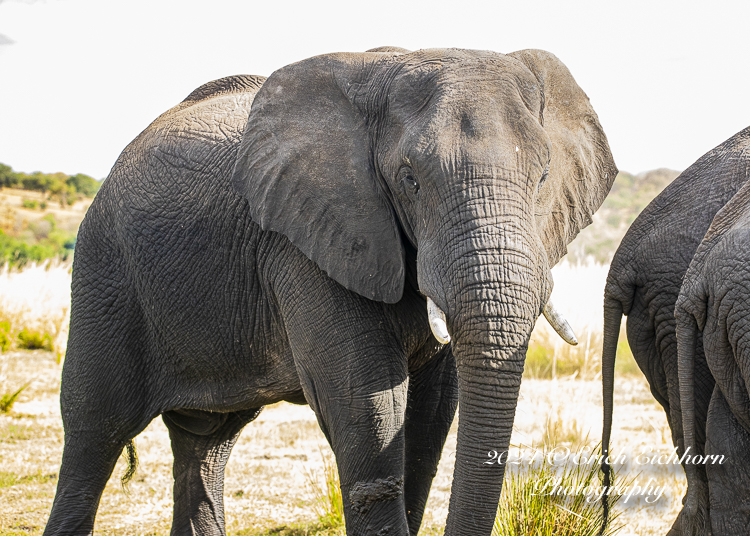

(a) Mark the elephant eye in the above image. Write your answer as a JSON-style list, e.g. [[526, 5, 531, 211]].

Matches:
[[537, 163, 550, 192], [398, 166, 420, 196]]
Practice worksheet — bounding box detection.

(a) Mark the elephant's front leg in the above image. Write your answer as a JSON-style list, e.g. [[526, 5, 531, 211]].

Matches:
[[298, 353, 410, 535], [278, 276, 411, 535], [403, 346, 458, 535], [296, 343, 410, 535]]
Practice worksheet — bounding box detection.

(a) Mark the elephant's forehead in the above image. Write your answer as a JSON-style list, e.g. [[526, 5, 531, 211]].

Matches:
[[388, 53, 543, 135], [389, 83, 548, 173], [393, 49, 540, 100]]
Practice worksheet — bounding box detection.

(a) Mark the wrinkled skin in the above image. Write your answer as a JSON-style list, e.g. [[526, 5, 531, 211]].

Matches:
[[676, 156, 750, 536], [45, 48, 615, 536], [601, 127, 750, 534]]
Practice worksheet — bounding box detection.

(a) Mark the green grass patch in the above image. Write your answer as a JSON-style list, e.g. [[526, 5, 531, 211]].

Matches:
[[0, 320, 12, 352], [0, 471, 56, 488], [0, 422, 32, 442], [614, 339, 640, 376], [525, 329, 640, 380]]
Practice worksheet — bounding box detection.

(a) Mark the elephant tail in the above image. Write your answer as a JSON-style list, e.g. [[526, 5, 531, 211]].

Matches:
[[676, 304, 709, 535], [121, 439, 139, 491], [599, 296, 622, 536]]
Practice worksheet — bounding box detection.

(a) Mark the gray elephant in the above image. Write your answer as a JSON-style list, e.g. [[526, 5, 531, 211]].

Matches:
[[45, 48, 616, 536], [600, 126, 750, 533], [677, 170, 750, 536]]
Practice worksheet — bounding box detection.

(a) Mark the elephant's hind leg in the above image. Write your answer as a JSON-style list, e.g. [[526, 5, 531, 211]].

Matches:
[[705, 386, 750, 535], [45, 286, 155, 533], [44, 430, 138, 535], [163, 408, 262, 536]]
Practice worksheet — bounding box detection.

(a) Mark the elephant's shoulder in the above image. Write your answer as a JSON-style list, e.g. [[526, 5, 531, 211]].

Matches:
[[181, 75, 267, 105]]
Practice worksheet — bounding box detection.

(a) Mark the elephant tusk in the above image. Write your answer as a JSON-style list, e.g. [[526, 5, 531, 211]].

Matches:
[[543, 301, 578, 346], [427, 297, 451, 344]]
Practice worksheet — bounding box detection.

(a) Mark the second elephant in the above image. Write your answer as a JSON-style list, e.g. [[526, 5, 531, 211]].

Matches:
[[677, 171, 750, 536], [601, 126, 750, 534]]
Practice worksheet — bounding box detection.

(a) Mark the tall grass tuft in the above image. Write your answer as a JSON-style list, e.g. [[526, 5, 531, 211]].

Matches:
[[243, 453, 346, 536], [493, 443, 625, 536], [305, 451, 344, 529], [0, 382, 29, 413]]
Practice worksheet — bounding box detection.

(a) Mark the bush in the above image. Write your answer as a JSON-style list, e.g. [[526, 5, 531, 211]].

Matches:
[[17, 328, 54, 351], [21, 199, 39, 209], [0, 214, 76, 268], [0, 163, 101, 204]]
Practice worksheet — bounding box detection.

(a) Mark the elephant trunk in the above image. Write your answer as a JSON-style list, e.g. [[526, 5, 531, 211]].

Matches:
[[444, 343, 527, 535], [436, 244, 541, 535], [599, 297, 623, 535]]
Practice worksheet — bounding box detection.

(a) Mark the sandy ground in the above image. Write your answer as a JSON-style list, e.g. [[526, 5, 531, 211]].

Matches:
[[0, 349, 684, 535]]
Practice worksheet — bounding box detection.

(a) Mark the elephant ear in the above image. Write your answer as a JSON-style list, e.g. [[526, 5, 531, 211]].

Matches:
[[232, 53, 405, 303], [509, 49, 618, 266]]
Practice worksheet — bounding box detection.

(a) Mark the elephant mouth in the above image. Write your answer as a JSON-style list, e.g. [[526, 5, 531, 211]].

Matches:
[[426, 296, 577, 346]]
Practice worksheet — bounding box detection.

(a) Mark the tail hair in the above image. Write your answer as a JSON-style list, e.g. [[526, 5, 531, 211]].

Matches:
[[121, 439, 138, 491]]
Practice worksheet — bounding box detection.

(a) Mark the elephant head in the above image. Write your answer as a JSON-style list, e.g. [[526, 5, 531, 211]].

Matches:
[[232, 48, 616, 534]]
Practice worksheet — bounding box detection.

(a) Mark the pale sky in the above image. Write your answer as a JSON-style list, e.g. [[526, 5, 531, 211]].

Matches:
[[0, 0, 748, 179]]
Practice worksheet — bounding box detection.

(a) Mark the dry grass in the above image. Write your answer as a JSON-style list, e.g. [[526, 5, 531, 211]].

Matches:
[[0, 354, 684, 535]]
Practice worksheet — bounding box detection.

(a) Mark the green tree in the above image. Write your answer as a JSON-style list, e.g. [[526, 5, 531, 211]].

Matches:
[[0, 163, 21, 188], [66, 173, 101, 198]]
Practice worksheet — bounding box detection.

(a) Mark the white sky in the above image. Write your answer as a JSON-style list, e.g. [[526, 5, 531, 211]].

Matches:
[[0, 0, 748, 179]]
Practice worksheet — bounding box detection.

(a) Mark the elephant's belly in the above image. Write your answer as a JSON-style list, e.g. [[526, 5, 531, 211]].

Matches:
[[157, 343, 305, 413]]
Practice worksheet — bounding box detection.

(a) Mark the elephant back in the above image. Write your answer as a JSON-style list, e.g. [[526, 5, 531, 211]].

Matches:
[[182, 75, 266, 105]]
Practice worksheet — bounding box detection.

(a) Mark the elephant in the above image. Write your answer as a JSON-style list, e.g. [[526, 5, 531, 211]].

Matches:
[[600, 126, 750, 533], [44, 47, 616, 536], [677, 160, 750, 536]]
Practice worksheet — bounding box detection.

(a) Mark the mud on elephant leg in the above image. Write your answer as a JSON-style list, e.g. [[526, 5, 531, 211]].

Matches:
[[163, 408, 262, 536], [403, 346, 458, 535]]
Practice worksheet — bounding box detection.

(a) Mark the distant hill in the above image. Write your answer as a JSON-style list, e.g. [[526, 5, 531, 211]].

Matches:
[[565, 168, 681, 264]]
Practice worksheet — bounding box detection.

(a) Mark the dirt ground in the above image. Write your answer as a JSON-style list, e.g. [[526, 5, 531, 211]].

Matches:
[[0, 350, 684, 535]]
